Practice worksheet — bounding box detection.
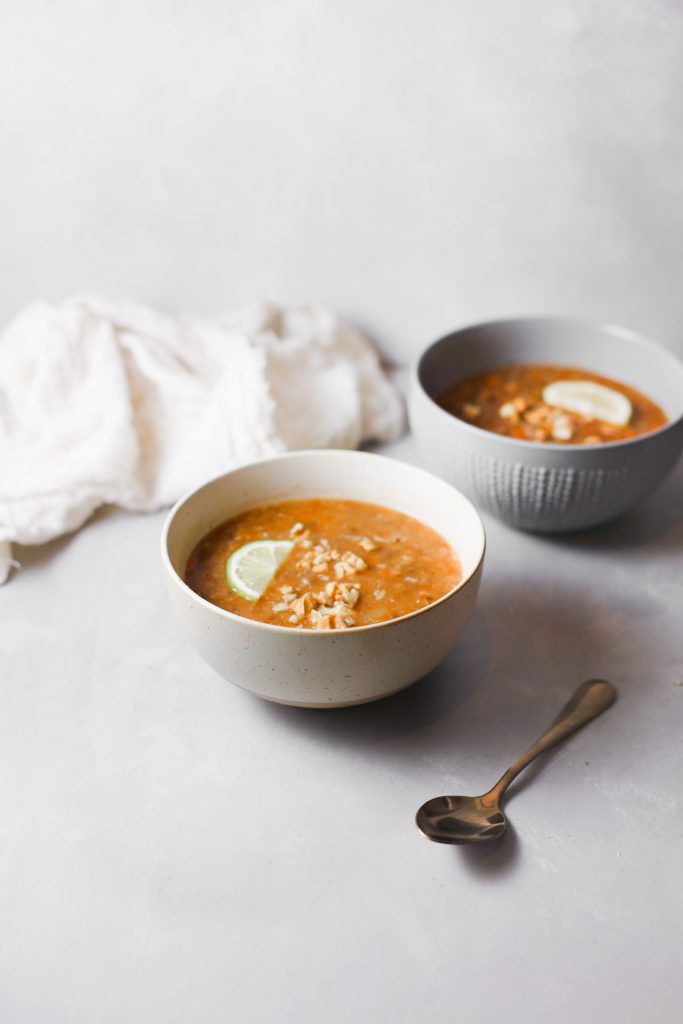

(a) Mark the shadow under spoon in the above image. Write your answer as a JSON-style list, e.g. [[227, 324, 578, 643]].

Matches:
[[416, 678, 617, 845]]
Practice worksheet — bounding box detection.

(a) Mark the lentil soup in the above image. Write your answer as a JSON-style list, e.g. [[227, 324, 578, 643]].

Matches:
[[185, 498, 462, 630], [438, 364, 667, 444]]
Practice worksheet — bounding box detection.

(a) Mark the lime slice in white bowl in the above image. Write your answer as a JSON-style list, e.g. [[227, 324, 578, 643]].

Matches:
[[226, 540, 294, 601], [542, 380, 632, 426]]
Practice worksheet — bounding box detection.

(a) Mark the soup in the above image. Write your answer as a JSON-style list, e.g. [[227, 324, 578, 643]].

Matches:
[[185, 498, 461, 629], [438, 364, 667, 444]]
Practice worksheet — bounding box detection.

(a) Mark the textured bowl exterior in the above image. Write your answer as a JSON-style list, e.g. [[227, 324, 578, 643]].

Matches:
[[411, 383, 683, 531], [410, 319, 683, 532], [161, 451, 485, 707]]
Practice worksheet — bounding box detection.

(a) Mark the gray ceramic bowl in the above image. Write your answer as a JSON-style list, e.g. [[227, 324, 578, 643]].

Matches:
[[409, 318, 683, 532]]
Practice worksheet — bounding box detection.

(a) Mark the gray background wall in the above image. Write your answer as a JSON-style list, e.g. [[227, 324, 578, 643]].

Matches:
[[1, 0, 682, 360]]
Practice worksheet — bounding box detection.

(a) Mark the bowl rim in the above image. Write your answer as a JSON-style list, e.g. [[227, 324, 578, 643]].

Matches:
[[160, 448, 486, 638], [412, 315, 683, 452]]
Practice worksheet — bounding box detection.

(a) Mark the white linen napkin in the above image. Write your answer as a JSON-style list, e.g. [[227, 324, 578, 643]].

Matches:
[[0, 296, 404, 583]]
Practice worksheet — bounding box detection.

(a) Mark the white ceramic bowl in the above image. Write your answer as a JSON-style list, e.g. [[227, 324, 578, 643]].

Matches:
[[409, 318, 683, 532], [161, 450, 485, 708]]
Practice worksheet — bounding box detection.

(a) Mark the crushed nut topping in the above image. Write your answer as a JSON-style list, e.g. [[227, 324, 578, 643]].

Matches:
[[268, 529, 376, 630], [496, 400, 578, 442], [269, 574, 364, 631], [345, 551, 367, 570], [551, 413, 574, 441], [499, 401, 518, 420]]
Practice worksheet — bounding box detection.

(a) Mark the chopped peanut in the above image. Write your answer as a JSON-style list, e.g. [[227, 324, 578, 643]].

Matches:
[[499, 401, 518, 419]]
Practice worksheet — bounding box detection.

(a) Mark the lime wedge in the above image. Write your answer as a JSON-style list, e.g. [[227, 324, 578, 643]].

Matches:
[[542, 380, 632, 426], [225, 539, 294, 601]]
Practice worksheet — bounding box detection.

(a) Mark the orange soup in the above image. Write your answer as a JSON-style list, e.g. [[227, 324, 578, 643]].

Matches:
[[185, 498, 461, 630], [438, 364, 667, 444]]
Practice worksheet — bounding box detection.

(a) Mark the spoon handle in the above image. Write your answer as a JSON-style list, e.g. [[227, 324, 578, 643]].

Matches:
[[485, 679, 617, 803]]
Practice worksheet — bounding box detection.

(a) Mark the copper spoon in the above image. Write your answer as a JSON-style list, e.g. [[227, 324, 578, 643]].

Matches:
[[416, 679, 617, 844]]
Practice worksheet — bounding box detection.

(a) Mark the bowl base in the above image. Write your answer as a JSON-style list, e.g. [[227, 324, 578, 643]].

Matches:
[[238, 676, 424, 709]]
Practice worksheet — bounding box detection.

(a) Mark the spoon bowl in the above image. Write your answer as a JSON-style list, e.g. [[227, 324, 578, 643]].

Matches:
[[416, 679, 617, 845], [416, 795, 506, 844]]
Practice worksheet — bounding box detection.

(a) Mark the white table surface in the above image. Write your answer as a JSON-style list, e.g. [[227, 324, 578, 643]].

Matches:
[[2, 435, 682, 1024]]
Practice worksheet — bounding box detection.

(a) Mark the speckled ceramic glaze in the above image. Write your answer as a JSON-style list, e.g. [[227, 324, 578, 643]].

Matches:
[[409, 318, 683, 532], [161, 450, 485, 708]]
